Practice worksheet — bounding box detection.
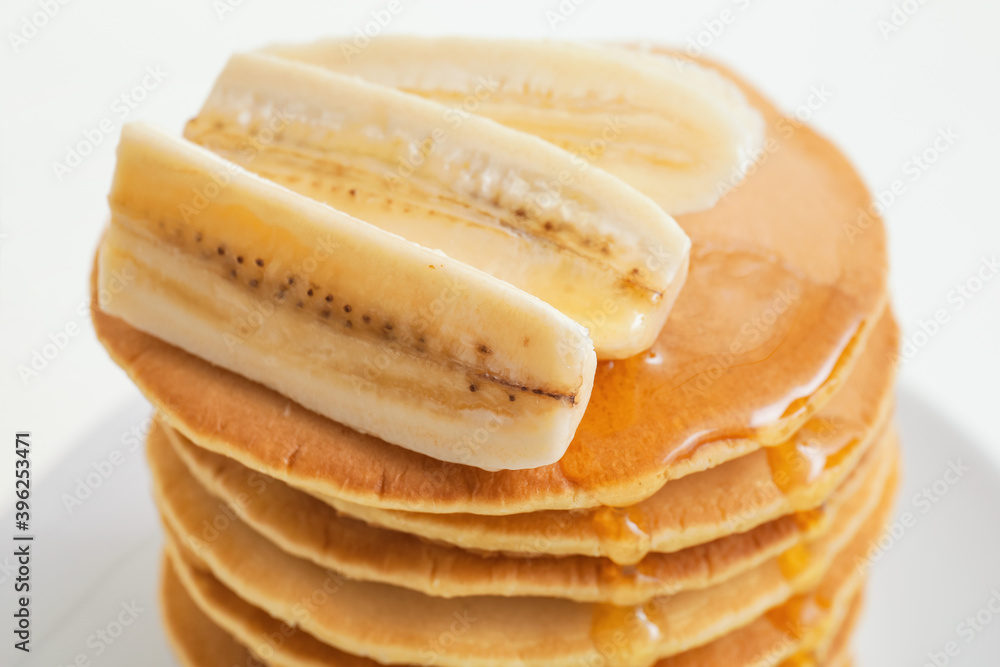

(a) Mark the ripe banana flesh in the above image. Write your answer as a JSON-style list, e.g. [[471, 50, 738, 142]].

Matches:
[[262, 37, 765, 215], [98, 122, 597, 471], [183, 52, 691, 360]]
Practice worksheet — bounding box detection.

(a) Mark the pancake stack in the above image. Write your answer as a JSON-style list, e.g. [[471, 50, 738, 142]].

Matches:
[[92, 40, 897, 667]]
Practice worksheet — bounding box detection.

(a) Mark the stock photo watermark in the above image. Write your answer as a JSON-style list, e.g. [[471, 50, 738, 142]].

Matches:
[[681, 282, 801, 398], [419, 609, 479, 665], [338, 0, 409, 62], [180, 108, 290, 222], [911, 589, 1000, 667], [855, 459, 969, 573], [7, 0, 72, 54], [544, 0, 591, 30], [51, 65, 169, 181], [16, 314, 89, 385], [844, 125, 958, 243], [60, 411, 166, 514], [717, 84, 834, 201], [12, 432, 32, 653], [53, 599, 146, 665], [384, 75, 501, 189], [212, 0, 247, 21], [877, 0, 934, 40], [891, 253, 998, 367], [17, 261, 135, 386], [684, 0, 757, 57]]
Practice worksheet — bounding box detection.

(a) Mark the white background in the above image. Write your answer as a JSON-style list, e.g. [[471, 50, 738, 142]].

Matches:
[[1, 0, 1000, 665]]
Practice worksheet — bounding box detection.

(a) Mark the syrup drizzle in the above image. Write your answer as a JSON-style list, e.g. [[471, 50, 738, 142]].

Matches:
[[780, 650, 819, 667], [597, 560, 662, 604], [777, 543, 814, 583], [765, 591, 832, 642], [766, 412, 862, 496], [551, 245, 871, 505], [593, 505, 653, 566], [793, 507, 827, 534], [590, 601, 663, 667]]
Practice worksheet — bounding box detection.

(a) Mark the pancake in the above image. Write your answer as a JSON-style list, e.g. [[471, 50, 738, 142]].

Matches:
[[660, 467, 882, 667], [280, 312, 896, 563], [830, 654, 853, 667], [91, 56, 888, 515], [817, 592, 863, 667], [159, 551, 865, 667], [154, 439, 897, 667], [302, 406, 891, 563], [151, 414, 895, 604], [657, 577, 866, 667], [159, 555, 259, 667]]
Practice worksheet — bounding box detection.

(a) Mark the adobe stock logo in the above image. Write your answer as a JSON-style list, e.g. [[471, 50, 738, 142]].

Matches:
[[877, 0, 933, 40], [7, 0, 72, 54], [51, 65, 169, 181], [892, 254, 999, 367], [684, 0, 756, 57]]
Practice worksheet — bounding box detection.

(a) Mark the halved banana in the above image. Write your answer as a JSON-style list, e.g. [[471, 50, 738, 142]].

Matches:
[[99, 122, 597, 471], [262, 36, 765, 215], [183, 52, 690, 359]]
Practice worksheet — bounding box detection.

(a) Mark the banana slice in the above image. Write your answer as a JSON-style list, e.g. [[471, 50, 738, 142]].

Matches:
[[99, 122, 597, 471], [183, 52, 690, 360], [262, 37, 764, 215]]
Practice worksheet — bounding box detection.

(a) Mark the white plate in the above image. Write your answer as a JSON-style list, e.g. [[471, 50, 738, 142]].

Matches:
[[5, 387, 999, 666], [855, 388, 1000, 665]]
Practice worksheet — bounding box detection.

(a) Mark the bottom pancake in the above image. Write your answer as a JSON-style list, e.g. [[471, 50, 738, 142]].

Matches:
[[160, 554, 259, 667], [820, 592, 863, 667], [159, 545, 868, 667]]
